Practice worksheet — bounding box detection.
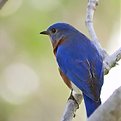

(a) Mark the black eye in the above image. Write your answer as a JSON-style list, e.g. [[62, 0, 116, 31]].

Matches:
[[51, 28, 57, 33]]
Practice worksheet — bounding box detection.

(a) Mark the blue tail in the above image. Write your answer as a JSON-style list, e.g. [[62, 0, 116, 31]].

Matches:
[[83, 93, 101, 117]]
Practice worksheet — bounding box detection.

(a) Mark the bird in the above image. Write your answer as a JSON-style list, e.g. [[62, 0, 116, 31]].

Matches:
[[40, 22, 104, 117]]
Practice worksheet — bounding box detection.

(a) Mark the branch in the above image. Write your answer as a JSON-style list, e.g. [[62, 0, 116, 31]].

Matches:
[[85, 0, 108, 58], [0, 0, 8, 9], [85, 0, 121, 73], [104, 47, 121, 74], [88, 86, 121, 121], [60, 94, 83, 121]]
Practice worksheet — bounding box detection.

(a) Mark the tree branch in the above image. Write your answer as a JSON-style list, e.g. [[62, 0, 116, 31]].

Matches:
[[88, 86, 121, 121], [60, 0, 121, 120], [85, 0, 108, 58], [0, 0, 8, 9], [60, 94, 83, 121], [104, 47, 121, 74]]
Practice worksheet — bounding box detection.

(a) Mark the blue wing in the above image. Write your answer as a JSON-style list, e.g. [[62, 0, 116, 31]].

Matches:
[[56, 34, 103, 101]]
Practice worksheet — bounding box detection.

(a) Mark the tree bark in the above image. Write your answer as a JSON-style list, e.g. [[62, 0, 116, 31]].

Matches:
[[88, 87, 121, 121]]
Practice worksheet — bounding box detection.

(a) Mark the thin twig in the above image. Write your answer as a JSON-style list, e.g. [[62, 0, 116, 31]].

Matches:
[[0, 0, 8, 9], [104, 47, 121, 74], [85, 0, 108, 58]]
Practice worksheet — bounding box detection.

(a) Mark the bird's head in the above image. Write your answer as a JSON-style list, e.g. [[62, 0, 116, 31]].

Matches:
[[40, 23, 78, 50]]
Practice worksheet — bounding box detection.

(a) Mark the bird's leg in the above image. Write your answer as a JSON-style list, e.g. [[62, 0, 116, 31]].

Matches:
[[68, 90, 80, 109]]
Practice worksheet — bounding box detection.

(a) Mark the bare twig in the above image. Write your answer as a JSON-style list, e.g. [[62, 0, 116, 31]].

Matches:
[[85, 0, 99, 43], [85, 0, 107, 58], [0, 0, 8, 9], [104, 47, 121, 74]]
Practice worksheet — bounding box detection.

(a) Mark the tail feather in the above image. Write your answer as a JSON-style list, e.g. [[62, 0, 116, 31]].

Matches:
[[83, 93, 101, 117]]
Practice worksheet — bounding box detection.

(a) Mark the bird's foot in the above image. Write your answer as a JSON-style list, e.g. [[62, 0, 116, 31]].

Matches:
[[68, 91, 80, 109]]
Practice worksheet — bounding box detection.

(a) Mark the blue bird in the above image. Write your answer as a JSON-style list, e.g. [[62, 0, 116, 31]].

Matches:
[[40, 23, 104, 117]]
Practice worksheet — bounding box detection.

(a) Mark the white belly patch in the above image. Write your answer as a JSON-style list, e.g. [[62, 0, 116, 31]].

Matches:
[[71, 81, 82, 95]]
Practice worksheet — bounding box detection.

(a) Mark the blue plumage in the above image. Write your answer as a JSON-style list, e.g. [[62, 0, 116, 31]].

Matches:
[[83, 93, 101, 117], [56, 32, 103, 101], [40, 23, 104, 117]]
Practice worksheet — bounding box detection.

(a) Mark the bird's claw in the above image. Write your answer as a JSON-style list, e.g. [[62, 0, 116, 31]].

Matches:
[[68, 92, 79, 109]]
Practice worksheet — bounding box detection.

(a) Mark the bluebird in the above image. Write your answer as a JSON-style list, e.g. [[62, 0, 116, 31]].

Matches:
[[40, 23, 104, 117]]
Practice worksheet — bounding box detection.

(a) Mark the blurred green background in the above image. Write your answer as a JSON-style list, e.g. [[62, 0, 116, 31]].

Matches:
[[0, 0, 120, 121]]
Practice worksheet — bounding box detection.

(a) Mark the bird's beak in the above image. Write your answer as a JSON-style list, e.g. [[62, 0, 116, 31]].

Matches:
[[40, 31, 49, 35]]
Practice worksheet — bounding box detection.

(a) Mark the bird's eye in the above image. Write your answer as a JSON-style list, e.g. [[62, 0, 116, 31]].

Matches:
[[51, 28, 57, 34]]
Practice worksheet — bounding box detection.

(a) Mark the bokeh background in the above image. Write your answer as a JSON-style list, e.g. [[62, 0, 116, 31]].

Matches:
[[0, 0, 120, 121]]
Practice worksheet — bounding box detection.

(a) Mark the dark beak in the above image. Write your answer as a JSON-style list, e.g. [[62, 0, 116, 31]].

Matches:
[[40, 31, 49, 35]]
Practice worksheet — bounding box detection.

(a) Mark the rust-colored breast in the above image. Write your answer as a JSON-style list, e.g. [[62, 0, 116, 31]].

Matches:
[[59, 68, 72, 89], [52, 38, 71, 89]]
